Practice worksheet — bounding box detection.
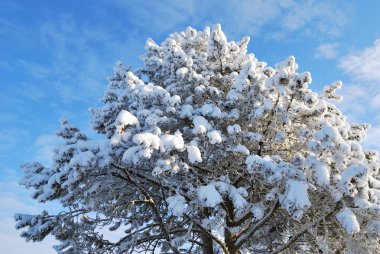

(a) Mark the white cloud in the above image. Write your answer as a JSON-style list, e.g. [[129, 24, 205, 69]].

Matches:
[[370, 93, 380, 108], [335, 84, 368, 122], [15, 82, 46, 102], [0, 179, 58, 254], [226, 0, 347, 38], [0, 176, 123, 253], [0, 128, 29, 157], [8, 1, 350, 107], [111, 0, 349, 40], [36, 17, 110, 102], [230, 0, 349, 38], [224, 0, 285, 36], [287, 0, 349, 36], [340, 39, 380, 83], [0, 181, 38, 215], [315, 43, 339, 59], [0, 218, 56, 254], [18, 14, 133, 104], [33, 134, 61, 165], [335, 82, 380, 128], [18, 60, 52, 79], [363, 125, 380, 151], [113, 0, 196, 34], [336, 38, 380, 126]]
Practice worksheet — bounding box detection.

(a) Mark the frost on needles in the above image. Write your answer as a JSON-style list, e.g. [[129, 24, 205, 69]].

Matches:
[[15, 25, 380, 254]]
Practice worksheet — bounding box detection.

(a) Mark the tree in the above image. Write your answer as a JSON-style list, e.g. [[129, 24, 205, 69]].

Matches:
[[16, 25, 380, 254]]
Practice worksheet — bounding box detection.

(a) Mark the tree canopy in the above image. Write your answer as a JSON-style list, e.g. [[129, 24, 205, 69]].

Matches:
[[16, 25, 380, 254]]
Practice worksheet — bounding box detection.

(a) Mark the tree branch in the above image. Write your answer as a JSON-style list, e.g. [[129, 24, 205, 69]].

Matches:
[[271, 203, 340, 254], [236, 199, 279, 249], [185, 214, 230, 254], [114, 165, 181, 254]]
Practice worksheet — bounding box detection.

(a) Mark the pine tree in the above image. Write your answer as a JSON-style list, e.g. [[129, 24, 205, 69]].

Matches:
[[16, 25, 380, 254]]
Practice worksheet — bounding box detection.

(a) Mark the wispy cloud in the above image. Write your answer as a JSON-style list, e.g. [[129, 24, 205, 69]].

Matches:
[[337, 39, 380, 122], [267, 0, 346, 38], [363, 125, 380, 151], [246, 0, 348, 38], [17, 14, 132, 104], [18, 60, 52, 79], [33, 134, 61, 165], [34, 16, 110, 102], [0, 178, 58, 254], [315, 43, 339, 59], [336, 82, 380, 124], [4, 0, 350, 108], [112, 0, 196, 35], [111, 0, 349, 40], [15, 82, 47, 102], [0, 128, 29, 157], [336, 38, 380, 149], [340, 39, 380, 83], [0, 217, 57, 254]]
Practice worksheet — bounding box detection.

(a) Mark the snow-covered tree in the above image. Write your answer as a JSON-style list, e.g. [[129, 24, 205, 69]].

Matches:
[[16, 25, 380, 254]]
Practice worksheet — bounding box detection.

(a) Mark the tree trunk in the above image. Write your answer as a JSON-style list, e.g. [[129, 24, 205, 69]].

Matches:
[[225, 229, 239, 254], [225, 197, 239, 254], [201, 208, 215, 254], [201, 232, 215, 254]]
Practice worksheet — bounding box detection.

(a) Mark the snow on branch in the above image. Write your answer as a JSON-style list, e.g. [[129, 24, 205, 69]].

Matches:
[[15, 24, 380, 254]]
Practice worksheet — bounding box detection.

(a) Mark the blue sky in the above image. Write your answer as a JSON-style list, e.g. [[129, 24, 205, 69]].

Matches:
[[1, 0, 380, 252]]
